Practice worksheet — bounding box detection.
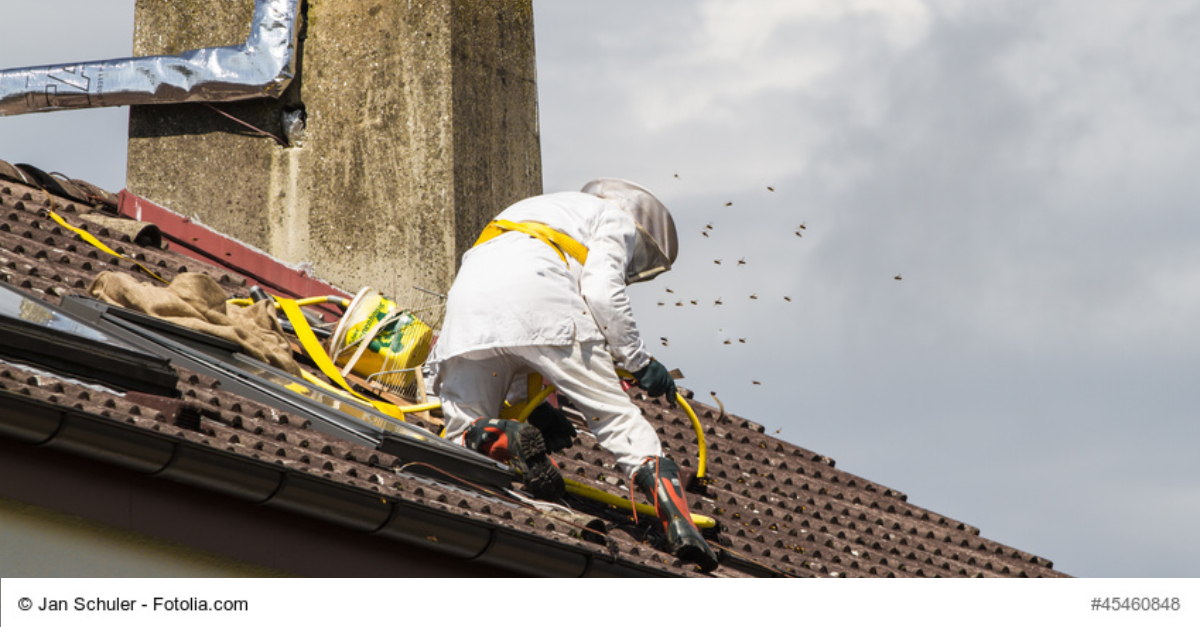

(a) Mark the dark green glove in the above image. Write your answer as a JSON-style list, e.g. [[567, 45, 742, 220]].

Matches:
[[633, 359, 677, 404], [526, 402, 577, 453]]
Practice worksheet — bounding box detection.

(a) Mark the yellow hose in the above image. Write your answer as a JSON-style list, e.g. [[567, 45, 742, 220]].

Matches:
[[515, 374, 556, 423], [394, 401, 443, 415], [228, 295, 351, 309], [615, 369, 707, 480], [564, 478, 716, 528], [677, 391, 708, 480]]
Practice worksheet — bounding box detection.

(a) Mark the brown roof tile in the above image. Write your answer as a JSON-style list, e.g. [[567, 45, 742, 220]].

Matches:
[[1, 180, 248, 306]]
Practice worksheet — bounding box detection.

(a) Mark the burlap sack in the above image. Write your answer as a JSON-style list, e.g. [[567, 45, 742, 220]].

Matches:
[[89, 271, 302, 376]]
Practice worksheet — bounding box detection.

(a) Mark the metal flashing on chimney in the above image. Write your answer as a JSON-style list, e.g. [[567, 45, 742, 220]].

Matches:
[[0, 0, 301, 116]]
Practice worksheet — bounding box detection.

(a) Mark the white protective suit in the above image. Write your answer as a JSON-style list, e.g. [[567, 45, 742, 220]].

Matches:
[[429, 180, 678, 476]]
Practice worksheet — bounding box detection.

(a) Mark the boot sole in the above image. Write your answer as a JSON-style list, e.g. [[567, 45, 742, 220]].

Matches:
[[666, 519, 720, 573], [513, 424, 565, 501], [675, 540, 719, 573]]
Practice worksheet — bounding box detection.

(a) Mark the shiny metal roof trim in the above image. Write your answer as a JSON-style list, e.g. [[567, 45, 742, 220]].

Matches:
[[0, 0, 301, 116]]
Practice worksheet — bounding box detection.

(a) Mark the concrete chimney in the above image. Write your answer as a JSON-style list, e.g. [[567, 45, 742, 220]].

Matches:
[[125, 0, 541, 297]]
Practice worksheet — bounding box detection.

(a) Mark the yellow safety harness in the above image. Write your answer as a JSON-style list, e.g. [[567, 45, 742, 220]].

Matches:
[[474, 220, 588, 265]]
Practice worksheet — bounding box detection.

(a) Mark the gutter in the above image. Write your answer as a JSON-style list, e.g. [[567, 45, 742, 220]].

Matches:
[[0, 390, 668, 577], [0, 0, 301, 116]]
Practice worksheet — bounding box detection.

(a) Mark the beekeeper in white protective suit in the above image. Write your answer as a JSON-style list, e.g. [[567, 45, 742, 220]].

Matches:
[[429, 178, 718, 572]]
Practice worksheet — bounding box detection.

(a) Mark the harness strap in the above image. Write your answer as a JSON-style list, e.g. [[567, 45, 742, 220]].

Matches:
[[473, 220, 589, 265]]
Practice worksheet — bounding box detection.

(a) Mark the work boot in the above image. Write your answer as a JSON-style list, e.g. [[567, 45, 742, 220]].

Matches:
[[633, 456, 719, 573], [464, 417, 565, 500], [526, 402, 577, 453]]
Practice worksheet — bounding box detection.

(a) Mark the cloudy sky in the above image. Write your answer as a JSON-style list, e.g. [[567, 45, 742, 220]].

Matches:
[[2, 1, 1198, 578]]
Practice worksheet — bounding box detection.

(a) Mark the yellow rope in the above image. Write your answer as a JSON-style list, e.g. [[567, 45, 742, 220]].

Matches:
[[47, 210, 169, 284], [564, 478, 716, 528], [276, 296, 411, 421]]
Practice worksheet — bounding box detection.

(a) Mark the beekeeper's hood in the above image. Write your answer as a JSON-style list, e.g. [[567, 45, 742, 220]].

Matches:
[[581, 178, 678, 284]]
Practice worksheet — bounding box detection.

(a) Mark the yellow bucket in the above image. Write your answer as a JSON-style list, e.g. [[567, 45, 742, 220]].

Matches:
[[327, 287, 433, 396]]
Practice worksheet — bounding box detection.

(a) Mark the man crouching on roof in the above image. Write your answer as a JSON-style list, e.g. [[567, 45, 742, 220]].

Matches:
[[427, 179, 718, 572]]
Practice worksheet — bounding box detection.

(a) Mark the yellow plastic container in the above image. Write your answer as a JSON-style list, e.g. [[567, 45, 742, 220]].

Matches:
[[328, 287, 433, 396]]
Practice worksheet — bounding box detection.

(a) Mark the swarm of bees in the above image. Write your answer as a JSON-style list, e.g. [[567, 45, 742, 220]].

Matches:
[[650, 179, 903, 404]]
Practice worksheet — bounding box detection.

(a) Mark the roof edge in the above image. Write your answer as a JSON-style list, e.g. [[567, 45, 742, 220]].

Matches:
[[0, 387, 670, 577]]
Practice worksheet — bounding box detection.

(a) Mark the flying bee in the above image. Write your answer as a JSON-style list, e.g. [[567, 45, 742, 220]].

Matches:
[[702, 231, 709, 238], [673, 172, 680, 179], [675, 301, 684, 307], [784, 296, 792, 302], [723, 339, 732, 345], [704, 222, 714, 230], [752, 380, 762, 386], [798, 222, 807, 230], [894, 274, 903, 281], [725, 201, 733, 207], [794, 231, 803, 237], [738, 257, 746, 266], [657, 301, 665, 306], [749, 293, 758, 300], [690, 300, 698, 305], [665, 287, 674, 293], [714, 259, 722, 265], [767, 186, 775, 192], [714, 297, 723, 306], [738, 338, 746, 344]]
